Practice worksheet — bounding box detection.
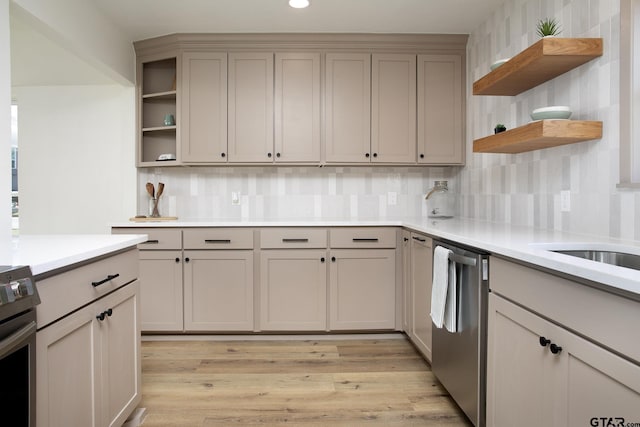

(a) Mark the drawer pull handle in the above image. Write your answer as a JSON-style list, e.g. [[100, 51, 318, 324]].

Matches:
[[282, 238, 309, 243], [412, 236, 426, 242], [92, 274, 120, 288], [142, 240, 159, 244], [205, 239, 231, 244], [352, 238, 379, 242]]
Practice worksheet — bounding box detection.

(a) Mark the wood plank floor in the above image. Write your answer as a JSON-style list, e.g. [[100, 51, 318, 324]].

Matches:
[[139, 337, 473, 426]]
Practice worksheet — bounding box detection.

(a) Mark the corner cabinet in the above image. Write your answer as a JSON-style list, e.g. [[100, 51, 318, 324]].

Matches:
[[138, 55, 178, 166], [487, 257, 640, 426]]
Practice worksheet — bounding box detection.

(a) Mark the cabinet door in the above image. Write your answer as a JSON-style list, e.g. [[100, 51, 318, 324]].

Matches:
[[371, 54, 416, 163], [417, 54, 463, 164], [325, 53, 371, 163], [100, 282, 141, 427], [36, 304, 102, 427], [401, 230, 412, 334], [329, 249, 396, 330], [139, 250, 183, 331], [410, 233, 432, 361], [260, 250, 327, 330], [181, 52, 227, 163], [228, 52, 274, 163], [183, 250, 254, 331], [274, 53, 321, 162]]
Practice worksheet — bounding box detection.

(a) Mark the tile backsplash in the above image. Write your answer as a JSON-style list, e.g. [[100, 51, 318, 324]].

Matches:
[[459, 0, 640, 241], [138, 166, 458, 220]]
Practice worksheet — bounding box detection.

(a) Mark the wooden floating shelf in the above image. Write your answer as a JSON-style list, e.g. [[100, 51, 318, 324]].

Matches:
[[142, 90, 177, 100], [473, 38, 603, 96], [473, 120, 603, 154], [142, 125, 177, 132]]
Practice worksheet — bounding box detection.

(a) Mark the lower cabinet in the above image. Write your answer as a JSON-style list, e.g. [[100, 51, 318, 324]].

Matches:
[[260, 249, 328, 330], [329, 248, 396, 330], [138, 250, 183, 331], [487, 293, 640, 427], [36, 281, 141, 427], [401, 230, 412, 333], [409, 232, 433, 361], [183, 250, 254, 331]]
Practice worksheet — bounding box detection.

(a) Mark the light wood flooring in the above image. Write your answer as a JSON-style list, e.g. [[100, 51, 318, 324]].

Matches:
[[139, 336, 472, 426]]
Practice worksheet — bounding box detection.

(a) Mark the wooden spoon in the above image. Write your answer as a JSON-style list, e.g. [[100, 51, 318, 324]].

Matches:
[[146, 182, 155, 198], [156, 182, 165, 200]]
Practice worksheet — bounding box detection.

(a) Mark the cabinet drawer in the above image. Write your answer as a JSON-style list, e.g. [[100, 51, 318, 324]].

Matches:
[[112, 227, 182, 250], [183, 228, 254, 249], [329, 227, 397, 248], [36, 249, 139, 328], [260, 228, 327, 249]]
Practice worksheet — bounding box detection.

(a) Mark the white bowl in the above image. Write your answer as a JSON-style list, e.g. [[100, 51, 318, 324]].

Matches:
[[490, 58, 510, 71], [530, 106, 572, 121]]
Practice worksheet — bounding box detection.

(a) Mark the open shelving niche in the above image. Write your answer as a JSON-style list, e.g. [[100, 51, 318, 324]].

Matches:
[[472, 37, 603, 154], [139, 57, 179, 166]]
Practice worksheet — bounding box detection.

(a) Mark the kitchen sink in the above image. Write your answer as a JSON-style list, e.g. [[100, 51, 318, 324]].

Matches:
[[550, 249, 640, 271]]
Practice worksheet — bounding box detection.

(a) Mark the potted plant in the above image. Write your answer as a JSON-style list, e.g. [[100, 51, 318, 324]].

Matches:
[[536, 18, 561, 37], [494, 124, 507, 134]]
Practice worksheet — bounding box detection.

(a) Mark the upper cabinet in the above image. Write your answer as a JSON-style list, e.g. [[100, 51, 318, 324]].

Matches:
[[418, 54, 464, 164], [134, 34, 468, 167], [274, 53, 321, 163], [324, 53, 371, 163], [228, 52, 274, 163], [181, 52, 228, 163], [138, 54, 178, 166], [371, 54, 417, 163]]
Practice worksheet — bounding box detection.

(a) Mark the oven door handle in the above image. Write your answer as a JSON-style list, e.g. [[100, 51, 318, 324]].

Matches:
[[0, 320, 36, 359]]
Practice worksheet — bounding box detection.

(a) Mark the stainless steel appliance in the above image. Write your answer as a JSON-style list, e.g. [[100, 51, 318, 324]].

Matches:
[[0, 265, 40, 427], [431, 240, 489, 427]]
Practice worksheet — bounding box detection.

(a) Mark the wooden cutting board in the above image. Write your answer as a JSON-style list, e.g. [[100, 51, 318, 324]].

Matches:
[[129, 216, 178, 222]]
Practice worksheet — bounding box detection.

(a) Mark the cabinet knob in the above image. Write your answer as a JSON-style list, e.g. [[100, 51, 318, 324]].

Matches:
[[420, 154, 425, 159], [185, 257, 190, 263], [175, 257, 180, 263], [221, 152, 226, 158], [539, 336, 551, 347], [106, 308, 113, 317], [268, 153, 272, 158], [549, 343, 562, 354], [373, 153, 378, 158], [331, 256, 336, 262], [320, 257, 325, 263], [276, 152, 281, 158], [96, 312, 106, 321], [365, 153, 370, 158], [404, 237, 409, 242]]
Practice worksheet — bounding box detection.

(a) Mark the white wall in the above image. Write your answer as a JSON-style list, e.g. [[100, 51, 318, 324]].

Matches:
[[0, 0, 11, 245], [16, 85, 136, 234], [11, 0, 134, 84]]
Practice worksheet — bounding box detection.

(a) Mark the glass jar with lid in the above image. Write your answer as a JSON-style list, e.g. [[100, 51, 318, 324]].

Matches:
[[425, 180, 454, 218]]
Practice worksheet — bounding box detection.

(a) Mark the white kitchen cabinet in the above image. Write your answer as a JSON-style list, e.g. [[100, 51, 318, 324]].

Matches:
[[37, 282, 141, 427], [410, 232, 433, 361], [181, 52, 228, 163], [329, 249, 396, 330], [228, 52, 274, 163], [274, 52, 321, 162], [183, 250, 254, 331], [324, 53, 371, 163], [488, 257, 640, 427], [417, 54, 464, 164], [260, 249, 328, 331], [371, 54, 416, 163]]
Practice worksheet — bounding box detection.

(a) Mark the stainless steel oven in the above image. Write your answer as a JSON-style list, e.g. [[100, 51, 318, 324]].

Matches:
[[0, 266, 40, 427]]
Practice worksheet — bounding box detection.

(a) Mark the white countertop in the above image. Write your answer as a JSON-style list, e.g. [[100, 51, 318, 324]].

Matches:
[[3, 234, 147, 276], [113, 216, 640, 297]]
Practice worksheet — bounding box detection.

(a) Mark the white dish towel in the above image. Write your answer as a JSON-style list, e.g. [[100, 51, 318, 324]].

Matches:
[[430, 246, 458, 332]]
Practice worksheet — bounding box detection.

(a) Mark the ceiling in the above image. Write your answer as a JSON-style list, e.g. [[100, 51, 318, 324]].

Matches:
[[92, 0, 505, 42]]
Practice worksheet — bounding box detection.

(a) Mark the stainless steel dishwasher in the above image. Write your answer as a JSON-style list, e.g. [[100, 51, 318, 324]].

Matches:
[[431, 240, 489, 427]]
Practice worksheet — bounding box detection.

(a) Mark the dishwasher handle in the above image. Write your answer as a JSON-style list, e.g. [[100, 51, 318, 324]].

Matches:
[[449, 252, 477, 267]]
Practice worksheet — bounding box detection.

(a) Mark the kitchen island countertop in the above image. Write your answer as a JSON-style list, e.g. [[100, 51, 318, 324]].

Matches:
[[3, 234, 147, 277], [112, 216, 640, 298]]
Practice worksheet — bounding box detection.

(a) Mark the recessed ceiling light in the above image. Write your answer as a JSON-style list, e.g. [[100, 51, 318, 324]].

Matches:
[[289, 0, 310, 8]]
